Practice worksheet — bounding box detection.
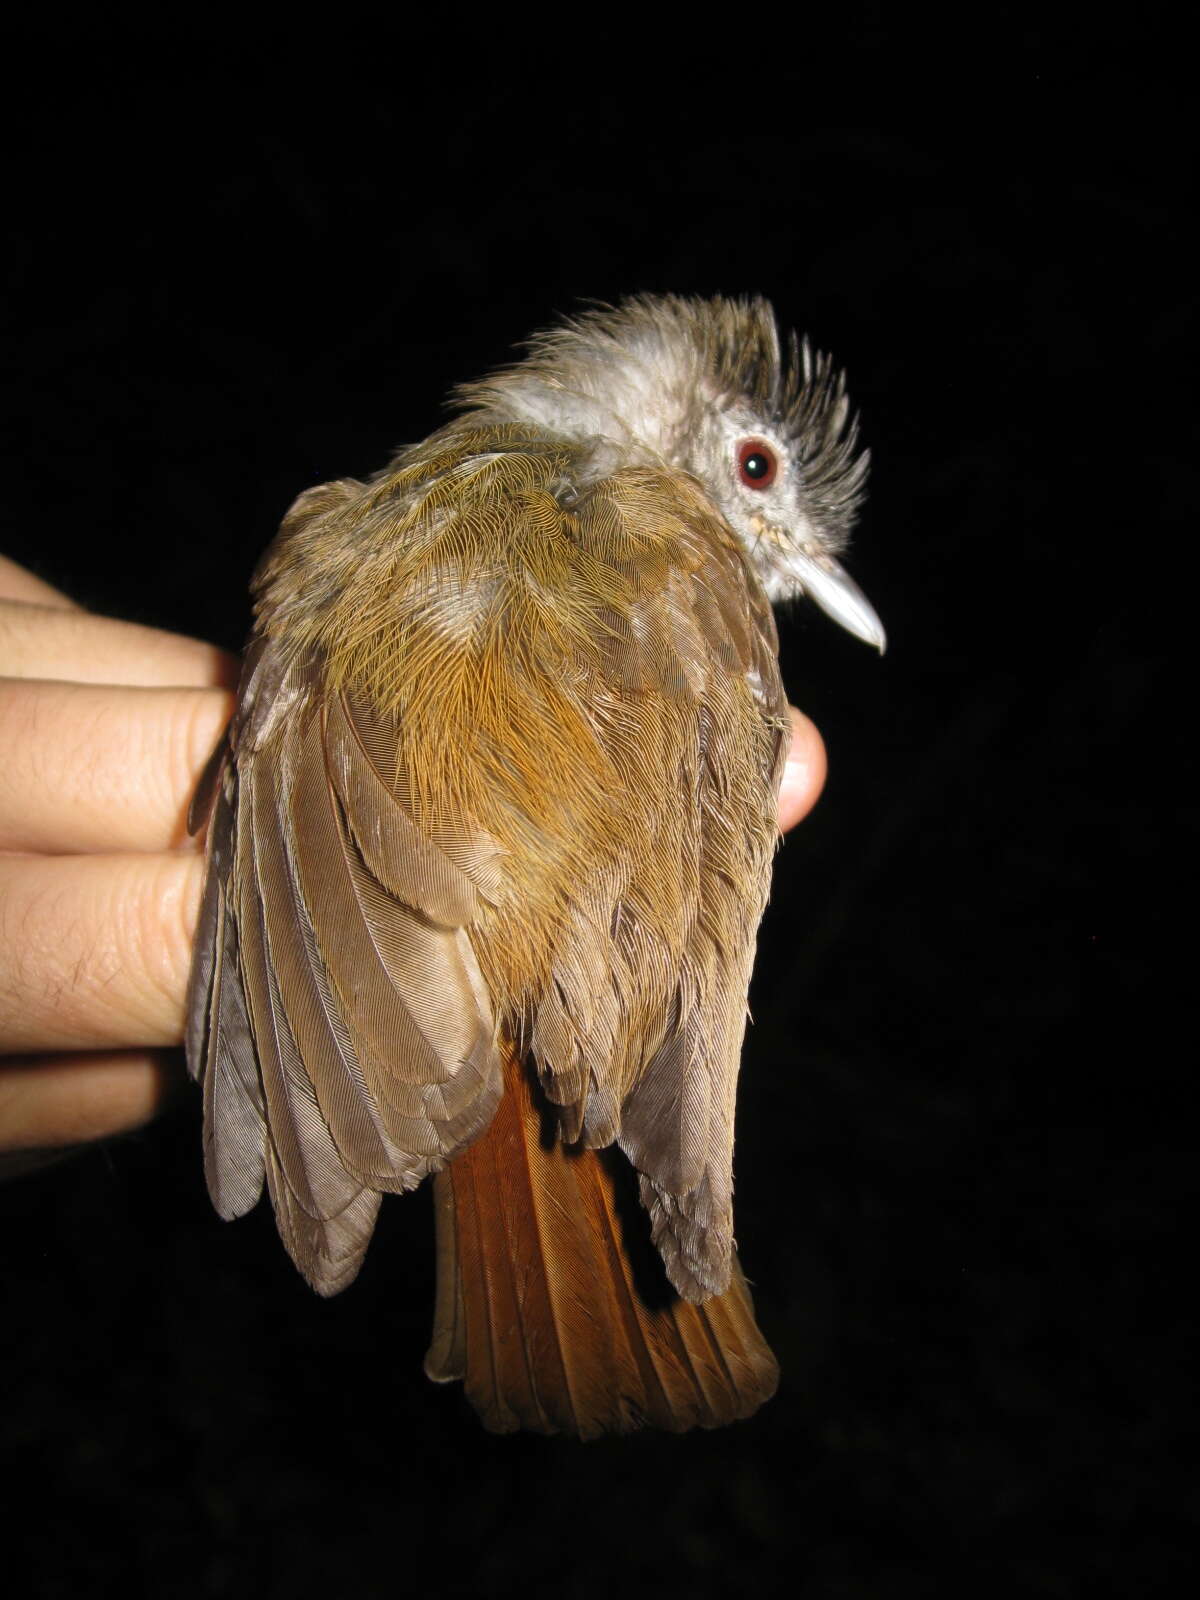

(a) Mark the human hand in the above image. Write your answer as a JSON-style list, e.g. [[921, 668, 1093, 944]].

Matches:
[[0, 555, 826, 1156], [0, 556, 236, 1154]]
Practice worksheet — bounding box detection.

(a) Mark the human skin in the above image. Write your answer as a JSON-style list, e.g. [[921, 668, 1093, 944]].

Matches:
[[0, 554, 827, 1155]]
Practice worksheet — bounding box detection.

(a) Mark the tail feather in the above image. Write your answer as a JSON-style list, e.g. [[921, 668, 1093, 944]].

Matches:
[[426, 1044, 778, 1437]]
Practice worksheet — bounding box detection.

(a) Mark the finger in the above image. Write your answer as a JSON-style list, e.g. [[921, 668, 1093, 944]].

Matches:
[[0, 852, 202, 1052], [778, 707, 827, 833], [0, 680, 233, 854], [0, 1049, 182, 1152], [0, 557, 81, 609], [0, 601, 239, 689]]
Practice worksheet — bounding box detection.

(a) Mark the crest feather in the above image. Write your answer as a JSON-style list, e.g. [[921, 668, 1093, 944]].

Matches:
[[454, 294, 867, 534]]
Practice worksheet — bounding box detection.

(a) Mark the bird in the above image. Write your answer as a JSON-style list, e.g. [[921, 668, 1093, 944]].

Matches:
[[185, 294, 884, 1438]]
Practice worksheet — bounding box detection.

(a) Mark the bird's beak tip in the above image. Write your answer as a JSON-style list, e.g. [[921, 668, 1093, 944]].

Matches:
[[788, 546, 887, 656]]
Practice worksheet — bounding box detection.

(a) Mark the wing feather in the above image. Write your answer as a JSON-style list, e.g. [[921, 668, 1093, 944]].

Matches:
[[186, 775, 267, 1220], [283, 702, 500, 1153], [490, 467, 788, 1301], [235, 769, 380, 1293], [250, 739, 428, 1193]]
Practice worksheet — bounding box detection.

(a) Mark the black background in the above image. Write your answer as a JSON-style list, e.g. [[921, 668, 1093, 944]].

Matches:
[[2, 22, 1192, 1599]]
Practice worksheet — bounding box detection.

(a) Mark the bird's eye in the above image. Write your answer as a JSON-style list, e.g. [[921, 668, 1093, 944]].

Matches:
[[737, 439, 778, 490]]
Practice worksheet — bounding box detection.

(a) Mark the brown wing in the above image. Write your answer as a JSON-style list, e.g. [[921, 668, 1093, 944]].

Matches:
[[502, 467, 788, 1301], [187, 642, 502, 1295]]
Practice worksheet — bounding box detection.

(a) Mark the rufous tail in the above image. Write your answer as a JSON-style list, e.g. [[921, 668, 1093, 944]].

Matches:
[[424, 1043, 779, 1437]]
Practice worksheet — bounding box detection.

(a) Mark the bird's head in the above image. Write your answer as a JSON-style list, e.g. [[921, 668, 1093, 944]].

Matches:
[[457, 294, 885, 652]]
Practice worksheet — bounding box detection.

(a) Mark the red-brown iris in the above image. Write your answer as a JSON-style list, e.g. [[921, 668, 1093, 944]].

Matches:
[[737, 439, 778, 489]]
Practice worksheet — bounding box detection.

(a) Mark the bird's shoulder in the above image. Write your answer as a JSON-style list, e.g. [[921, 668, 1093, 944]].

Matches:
[[249, 423, 768, 716]]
